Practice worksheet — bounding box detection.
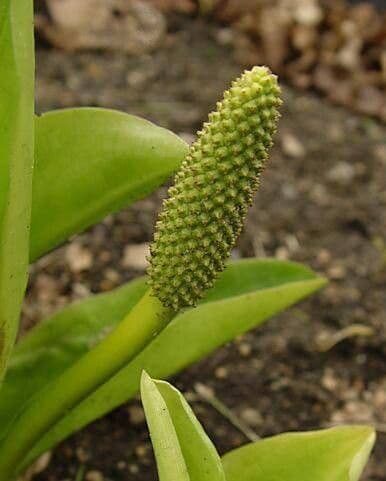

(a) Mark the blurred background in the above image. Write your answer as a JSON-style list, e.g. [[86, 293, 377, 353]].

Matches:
[[28, 1, 385, 480]]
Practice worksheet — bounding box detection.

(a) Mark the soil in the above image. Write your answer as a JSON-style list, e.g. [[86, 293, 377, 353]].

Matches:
[[25, 14, 386, 481]]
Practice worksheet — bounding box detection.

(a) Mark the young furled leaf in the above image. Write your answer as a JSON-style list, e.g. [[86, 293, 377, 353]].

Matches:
[[141, 372, 225, 481]]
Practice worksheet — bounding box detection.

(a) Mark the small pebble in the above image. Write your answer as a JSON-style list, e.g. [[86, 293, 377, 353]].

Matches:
[[128, 405, 145, 425], [72, 282, 91, 298], [373, 144, 386, 164], [281, 132, 306, 158], [238, 342, 252, 357], [328, 264, 347, 280], [86, 470, 104, 481], [316, 248, 331, 266], [215, 366, 229, 379], [275, 246, 289, 260], [66, 243, 93, 272], [123, 243, 150, 270], [240, 407, 263, 427], [321, 368, 339, 391], [128, 464, 139, 474], [327, 161, 356, 185], [215, 28, 234, 46], [135, 443, 151, 459]]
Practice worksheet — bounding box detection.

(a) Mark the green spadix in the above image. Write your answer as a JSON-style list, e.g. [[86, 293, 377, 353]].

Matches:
[[148, 66, 282, 310]]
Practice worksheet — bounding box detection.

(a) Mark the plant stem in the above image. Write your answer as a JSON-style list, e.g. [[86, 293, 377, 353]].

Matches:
[[0, 289, 172, 480]]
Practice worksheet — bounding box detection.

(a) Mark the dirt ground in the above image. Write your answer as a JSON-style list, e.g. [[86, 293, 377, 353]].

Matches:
[[26, 15, 386, 481]]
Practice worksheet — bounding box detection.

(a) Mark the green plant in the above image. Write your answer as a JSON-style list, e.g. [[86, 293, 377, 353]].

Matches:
[[141, 372, 375, 481], [0, 2, 328, 479]]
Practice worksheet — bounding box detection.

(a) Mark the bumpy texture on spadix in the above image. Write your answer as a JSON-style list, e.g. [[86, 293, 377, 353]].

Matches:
[[148, 66, 282, 311]]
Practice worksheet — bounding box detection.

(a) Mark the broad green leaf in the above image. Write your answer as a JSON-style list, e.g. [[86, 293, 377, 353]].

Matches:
[[30, 108, 188, 261], [20, 260, 325, 471], [0, 259, 320, 441], [0, 259, 325, 470], [0, 1, 34, 379], [222, 426, 375, 481], [0, 277, 147, 440], [141, 373, 225, 481]]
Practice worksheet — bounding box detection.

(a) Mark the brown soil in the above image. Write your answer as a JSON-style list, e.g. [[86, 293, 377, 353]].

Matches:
[[26, 15, 386, 481]]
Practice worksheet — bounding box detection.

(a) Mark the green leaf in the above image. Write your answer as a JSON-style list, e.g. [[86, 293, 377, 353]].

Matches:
[[222, 426, 375, 481], [0, 277, 148, 441], [141, 372, 225, 481], [30, 108, 188, 261], [0, 259, 325, 469], [141, 373, 190, 481], [0, 1, 34, 379]]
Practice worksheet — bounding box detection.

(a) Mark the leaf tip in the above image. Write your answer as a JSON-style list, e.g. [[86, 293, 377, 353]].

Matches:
[[140, 370, 153, 394], [349, 425, 376, 481], [308, 275, 328, 294]]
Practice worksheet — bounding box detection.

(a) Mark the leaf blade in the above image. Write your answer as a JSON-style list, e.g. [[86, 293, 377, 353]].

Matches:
[[31, 108, 188, 260], [222, 426, 375, 481], [0, 0, 34, 379], [0, 259, 325, 468]]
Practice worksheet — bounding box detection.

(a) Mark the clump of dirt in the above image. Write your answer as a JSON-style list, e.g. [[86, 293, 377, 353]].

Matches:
[[35, 0, 386, 121], [26, 15, 386, 481]]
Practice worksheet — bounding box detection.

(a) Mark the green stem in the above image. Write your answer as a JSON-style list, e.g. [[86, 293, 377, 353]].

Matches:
[[0, 289, 172, 480]]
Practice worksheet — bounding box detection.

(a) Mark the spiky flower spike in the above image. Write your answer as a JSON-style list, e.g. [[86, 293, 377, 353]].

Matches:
[[148, 66, 282, 311]]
